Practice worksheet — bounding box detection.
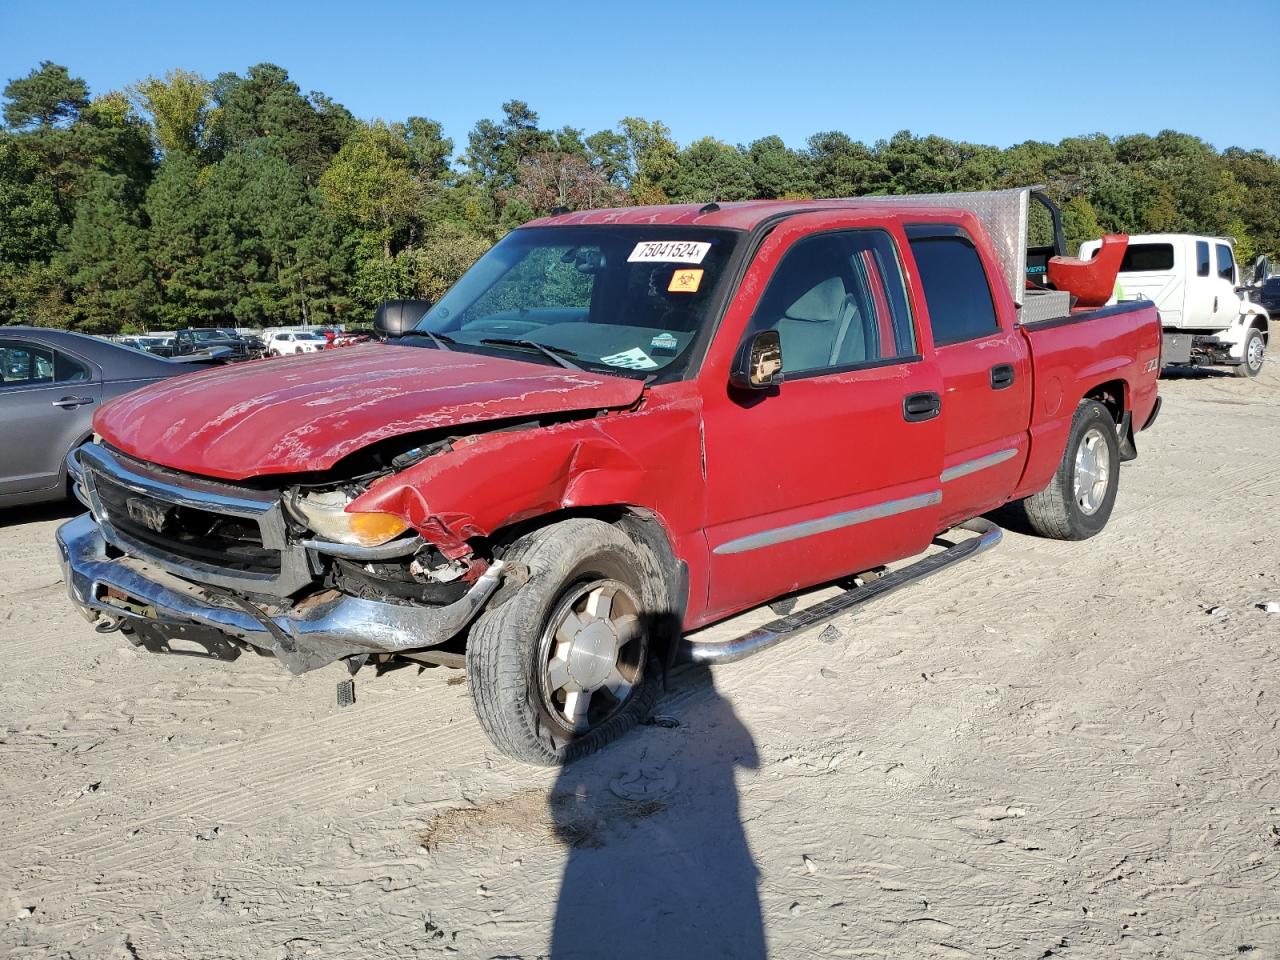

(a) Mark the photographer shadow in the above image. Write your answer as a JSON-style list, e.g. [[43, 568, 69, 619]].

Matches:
[[547, 665, 766, 959]]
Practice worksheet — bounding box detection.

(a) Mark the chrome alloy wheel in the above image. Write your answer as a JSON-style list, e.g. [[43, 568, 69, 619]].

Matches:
[[537, 579, 645, 736], [1247, 334, 1265, 372], [1073, 426, 1112, 515]]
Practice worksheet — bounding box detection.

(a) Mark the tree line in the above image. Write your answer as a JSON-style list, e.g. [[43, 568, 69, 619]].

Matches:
[[2, 60, 1277, 334]]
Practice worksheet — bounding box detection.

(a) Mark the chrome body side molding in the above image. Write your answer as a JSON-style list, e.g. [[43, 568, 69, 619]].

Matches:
[[940, 448, 1019, 483], [713, 491, 943, 556]]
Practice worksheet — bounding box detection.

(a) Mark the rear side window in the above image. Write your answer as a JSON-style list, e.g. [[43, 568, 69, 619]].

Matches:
[[1196, 241, 1210, 277], [1216, 244, 1235, 283], [748, 229, 917, 377], [0, 340, 88, 387], [1118, 243, 1175, 273], [906, 226, 999, 346]]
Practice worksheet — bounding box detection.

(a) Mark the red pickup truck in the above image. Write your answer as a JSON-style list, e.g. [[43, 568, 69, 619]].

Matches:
[[59, 188, 1161, 764]]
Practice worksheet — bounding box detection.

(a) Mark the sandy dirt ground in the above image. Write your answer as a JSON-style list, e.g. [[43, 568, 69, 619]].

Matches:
[[2, 364, 1280, 960]]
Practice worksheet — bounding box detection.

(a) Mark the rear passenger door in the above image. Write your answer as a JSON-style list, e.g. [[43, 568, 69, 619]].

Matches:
[[905, 224, 1031, 528]]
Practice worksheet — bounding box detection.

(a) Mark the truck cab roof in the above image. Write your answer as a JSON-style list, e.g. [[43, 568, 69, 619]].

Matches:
[[529, 198, 977, 232]]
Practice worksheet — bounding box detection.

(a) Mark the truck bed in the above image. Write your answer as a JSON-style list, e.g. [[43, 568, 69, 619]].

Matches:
[[1015, 299, 1162, 500]]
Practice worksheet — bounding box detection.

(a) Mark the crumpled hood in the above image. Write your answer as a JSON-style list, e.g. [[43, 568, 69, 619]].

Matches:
[[93, 344, 645, 480]]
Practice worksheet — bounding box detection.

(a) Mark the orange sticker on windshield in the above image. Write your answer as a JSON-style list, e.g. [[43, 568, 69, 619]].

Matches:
[[668, 268, 704, 293]]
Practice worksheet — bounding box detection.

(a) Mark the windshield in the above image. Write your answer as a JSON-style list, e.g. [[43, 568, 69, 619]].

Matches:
[[413, 225, 742, 377], [193, 329, 236, 341], [297, 333, 327, 341]]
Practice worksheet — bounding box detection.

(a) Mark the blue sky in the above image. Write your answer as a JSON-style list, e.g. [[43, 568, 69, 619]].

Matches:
[[4, 0, 1277, 155]]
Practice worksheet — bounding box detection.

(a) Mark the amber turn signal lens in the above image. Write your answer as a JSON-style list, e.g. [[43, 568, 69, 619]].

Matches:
[[346, 511, 409, 547]]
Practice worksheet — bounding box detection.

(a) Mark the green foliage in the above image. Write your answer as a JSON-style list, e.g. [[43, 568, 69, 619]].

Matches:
[[671, 137, 754, 203], [0, 135, 60, 265], [58, 172, 156, 332], [2, 59, 1278, 335], [131, 69, 216, 158], [2, 62, 89, 129], [319, 122, 417, 258]]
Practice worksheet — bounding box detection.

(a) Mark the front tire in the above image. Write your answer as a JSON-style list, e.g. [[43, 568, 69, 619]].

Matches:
[[1235, 327, 1265, 378], [466, 518, 663, 765], [1020, 400, 1121, 540]]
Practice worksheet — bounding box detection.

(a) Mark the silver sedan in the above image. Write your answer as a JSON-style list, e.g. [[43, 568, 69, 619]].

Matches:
[[0, 328, 205, 508]]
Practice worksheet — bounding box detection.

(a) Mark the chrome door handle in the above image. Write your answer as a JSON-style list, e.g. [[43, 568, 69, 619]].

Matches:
[[51, 396, 94, 409]]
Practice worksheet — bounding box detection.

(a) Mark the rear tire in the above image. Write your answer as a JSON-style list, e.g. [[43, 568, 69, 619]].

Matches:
[[1235, 327, 1265, 378], [1020, 400, 1121, 540], [466, 518, 663, 766]]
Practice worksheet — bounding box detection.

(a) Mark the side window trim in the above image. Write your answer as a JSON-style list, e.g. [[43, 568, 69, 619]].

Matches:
[[748, 226, 921, 382]]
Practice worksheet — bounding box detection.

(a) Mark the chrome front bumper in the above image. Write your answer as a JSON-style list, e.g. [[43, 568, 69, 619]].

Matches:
[[57, 513, 504, 674]]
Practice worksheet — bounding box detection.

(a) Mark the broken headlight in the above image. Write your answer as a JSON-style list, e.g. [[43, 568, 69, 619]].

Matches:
[[288, 489, 409, 547]]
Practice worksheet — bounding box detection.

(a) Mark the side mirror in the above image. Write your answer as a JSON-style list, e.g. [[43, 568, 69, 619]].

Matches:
[[730, 330, 784, 390], [374, 299, 434, 339]]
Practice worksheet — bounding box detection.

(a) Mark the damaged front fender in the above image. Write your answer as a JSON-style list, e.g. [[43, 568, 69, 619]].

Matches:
[[348, 390, 702, 561]]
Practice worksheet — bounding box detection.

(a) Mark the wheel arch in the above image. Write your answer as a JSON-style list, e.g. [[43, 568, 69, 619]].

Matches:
[[59, 429, 95, 492], [1080, 377, 1128, 425], [488, 504, 688, 667]]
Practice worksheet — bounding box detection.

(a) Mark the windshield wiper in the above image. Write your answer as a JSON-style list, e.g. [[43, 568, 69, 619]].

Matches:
[[479, 337, 582, 371], [401, 330, 455, 351]]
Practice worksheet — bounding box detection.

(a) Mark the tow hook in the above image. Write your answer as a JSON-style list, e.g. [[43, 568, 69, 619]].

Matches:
[[93, 614, 124, 635]]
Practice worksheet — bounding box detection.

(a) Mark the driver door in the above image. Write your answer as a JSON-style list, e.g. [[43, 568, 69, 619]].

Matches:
[[699, 216, 944, 620]]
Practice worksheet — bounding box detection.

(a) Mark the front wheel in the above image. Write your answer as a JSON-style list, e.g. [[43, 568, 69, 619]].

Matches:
[[465, 518, 663, 765], [1019, 400, 1121, 540], [1235, 328, 1265, 378]]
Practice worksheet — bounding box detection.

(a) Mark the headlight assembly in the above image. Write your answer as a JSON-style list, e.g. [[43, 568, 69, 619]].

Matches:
[[288, 489, 409, 547]]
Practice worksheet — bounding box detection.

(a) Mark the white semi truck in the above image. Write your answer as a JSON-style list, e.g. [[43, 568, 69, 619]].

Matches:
[[1080, 234, 1269, 377]]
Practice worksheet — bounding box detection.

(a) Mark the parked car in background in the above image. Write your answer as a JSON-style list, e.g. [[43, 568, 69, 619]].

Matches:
[[1, 328, 205, 508], [266, 330, 329, 356], [171, 327, 256, 361], [240, 332, 266, 357], [1257, 276, 1280, 315], [1080, 234, 1270, 377], [119, 335, 175, 357], [61, 187, 1161, 765], [327, 327, 378, 348]]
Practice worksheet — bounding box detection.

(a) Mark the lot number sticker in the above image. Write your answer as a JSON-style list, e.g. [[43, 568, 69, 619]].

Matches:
[[628, 241, 711, 264]]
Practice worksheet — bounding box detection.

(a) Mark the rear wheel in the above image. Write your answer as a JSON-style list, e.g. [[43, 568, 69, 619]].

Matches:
[[1235, 328, 1265, 378], [466, 518, 663, 765], [1020, 400, 1121, 540]]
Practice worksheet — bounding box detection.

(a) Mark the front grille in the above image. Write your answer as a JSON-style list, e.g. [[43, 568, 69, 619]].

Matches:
[[78, 445, 315, 597], [92, 473, 280, 574]]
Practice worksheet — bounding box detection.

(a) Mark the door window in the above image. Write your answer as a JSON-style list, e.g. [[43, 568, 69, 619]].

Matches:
[[906, 226, 1000, 346], [748, 229, 917, 377], [1196, 240, 1210, 277], [1216, 244, 1235, 283], [1116, 243, 1175, 273], [0, 340, 89, 388]]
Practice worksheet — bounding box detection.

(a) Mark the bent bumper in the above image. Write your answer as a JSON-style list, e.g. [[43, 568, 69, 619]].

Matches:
[[57, 513, 503, 674]]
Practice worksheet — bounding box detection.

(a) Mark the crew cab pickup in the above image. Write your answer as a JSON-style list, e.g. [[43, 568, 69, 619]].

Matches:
[[58, 188, 1161, 765]]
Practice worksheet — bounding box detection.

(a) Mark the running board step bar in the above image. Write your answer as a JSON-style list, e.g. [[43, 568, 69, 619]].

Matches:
[[678, 518, 1002, 665]]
